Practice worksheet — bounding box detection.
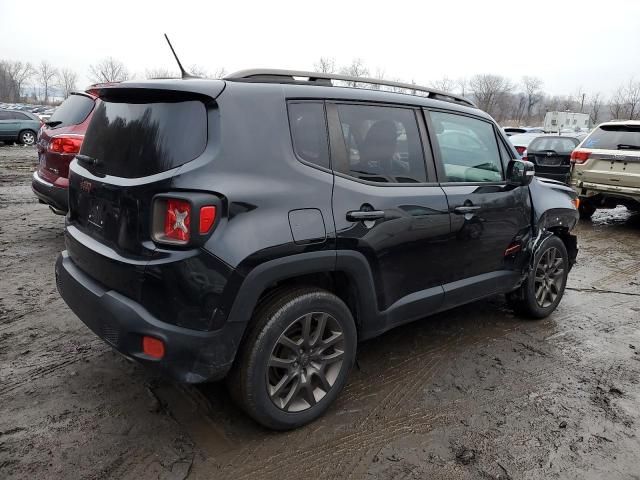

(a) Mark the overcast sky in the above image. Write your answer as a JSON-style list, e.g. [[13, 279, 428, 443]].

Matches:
[[1, 0, 639, 96]]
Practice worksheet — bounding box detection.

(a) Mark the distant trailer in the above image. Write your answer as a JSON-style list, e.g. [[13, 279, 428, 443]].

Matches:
[[544, 111, 590, 133]]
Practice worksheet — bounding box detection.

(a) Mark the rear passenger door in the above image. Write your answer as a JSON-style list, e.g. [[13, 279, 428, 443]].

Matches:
[[329, 102, 450, 332], [0, 111, 18, 138], [425, 109, 531, 306]]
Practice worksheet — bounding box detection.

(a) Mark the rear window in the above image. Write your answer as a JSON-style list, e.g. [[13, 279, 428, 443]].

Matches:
[[528, 137, 578, 153], [48, 94, 94, 127], [583, 125, 640, 151], [81, 99, 207, 178]]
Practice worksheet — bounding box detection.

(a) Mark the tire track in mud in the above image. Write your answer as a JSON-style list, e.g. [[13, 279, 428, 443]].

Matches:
[[0, 338, 108, 397]]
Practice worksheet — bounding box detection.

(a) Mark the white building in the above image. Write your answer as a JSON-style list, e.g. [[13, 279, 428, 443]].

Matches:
[[543, 111, 590, 133]]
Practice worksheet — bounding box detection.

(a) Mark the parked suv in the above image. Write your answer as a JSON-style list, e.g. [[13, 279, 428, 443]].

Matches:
[[55, 70, 579, 429], [570, 121, 640, 219], [32, 92, 96, 214], [524, 135, 580, 184], [0, 108, 41, 145]]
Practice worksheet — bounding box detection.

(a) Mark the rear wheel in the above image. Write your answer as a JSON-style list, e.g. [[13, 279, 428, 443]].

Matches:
[[228, 287, 357, 430], [19, 130, 36, 146], [578, 202, 596, 220], [508, 235, 569, 319]]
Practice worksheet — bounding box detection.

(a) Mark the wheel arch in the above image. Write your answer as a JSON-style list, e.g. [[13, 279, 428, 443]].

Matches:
[[224, 250, 378, 337]]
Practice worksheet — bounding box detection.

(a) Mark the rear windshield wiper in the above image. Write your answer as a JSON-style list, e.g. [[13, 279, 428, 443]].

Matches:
[[75, 154, 102, 167], [44, 120, 62, 127], [617, 144, 640, 150]]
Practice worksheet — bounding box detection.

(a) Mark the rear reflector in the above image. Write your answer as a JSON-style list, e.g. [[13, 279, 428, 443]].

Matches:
[[199, 206, 216, 234], [570, 150, 591, 164], [142, 336, 165, 359], [48, 136, 83, 154], [164, 199, 191, 243], [504, 243, 522, 256]]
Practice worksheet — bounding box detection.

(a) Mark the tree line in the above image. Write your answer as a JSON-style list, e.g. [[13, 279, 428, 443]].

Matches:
[[1, 55, 638, 126]]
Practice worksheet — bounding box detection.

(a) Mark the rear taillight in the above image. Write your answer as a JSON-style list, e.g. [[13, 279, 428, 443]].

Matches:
[[515, 146, 526, 156], [152, 194, 219, 246], [570, 150, 591, 164], [164, 199, 191, 243], [48, 136, 83, 154]]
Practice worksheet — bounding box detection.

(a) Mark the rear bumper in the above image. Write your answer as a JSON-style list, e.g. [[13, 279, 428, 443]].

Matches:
[[55, 251, 245, 383], [574, 180, 640, 203], [32, 171, 68, 213], [535, 170, 570, 184]]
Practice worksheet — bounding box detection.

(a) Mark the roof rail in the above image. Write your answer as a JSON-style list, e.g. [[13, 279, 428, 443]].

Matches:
[[224, 69, 476, 108]]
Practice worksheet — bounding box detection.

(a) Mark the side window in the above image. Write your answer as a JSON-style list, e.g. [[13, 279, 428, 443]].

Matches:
[[287, 102, 330, 169], [12, 112, 30, 120], [0, 111, 11, 120], [335, 104, 427, 183], [429, 111, 504, 183]]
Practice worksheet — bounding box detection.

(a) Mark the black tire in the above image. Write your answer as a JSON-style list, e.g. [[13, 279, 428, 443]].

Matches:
[[579, 202, 596, 220], [228, 287, 357, 430], [508, 235, 569, 319], [18, 130, 36, 146]]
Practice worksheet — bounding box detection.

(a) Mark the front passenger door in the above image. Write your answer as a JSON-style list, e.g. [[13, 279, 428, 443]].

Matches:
[[425, 109, 531, 306]]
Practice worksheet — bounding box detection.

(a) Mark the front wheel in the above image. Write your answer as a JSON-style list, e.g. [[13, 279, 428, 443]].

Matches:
[[508, 235, 569, 319], [228, 288, 357, 430], [19, 130, 36, 146]]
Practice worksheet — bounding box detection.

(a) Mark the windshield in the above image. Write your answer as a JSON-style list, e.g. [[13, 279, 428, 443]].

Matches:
[[528, 137, 579, 153], [583, 125, 640, 150]]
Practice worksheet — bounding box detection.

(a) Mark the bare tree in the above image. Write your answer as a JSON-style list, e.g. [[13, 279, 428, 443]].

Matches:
[[457, 77, 469, 97], [340, 59, 369, 86], [314, 57, 336, 74], [146, 67, 179, 79], [88, 57, 129, 83], [469, 74, 514, 120], [57, 68, 78, 99], [588, 92, 603, 125], [5, 61, 36, 100], [522, 76, 543, 123], [38, 61, 58, 103], [0, 61, 18, 101], [430, 76, 456, 92], [624, 78, 640, 120], [610, 86, 626, 120]]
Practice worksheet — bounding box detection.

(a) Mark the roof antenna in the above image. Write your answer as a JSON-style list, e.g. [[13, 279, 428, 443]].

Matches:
[[164, 33, 195, 79]]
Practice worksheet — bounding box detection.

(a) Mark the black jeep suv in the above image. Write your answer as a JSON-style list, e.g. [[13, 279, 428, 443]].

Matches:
[[55, 70, 579, 429]]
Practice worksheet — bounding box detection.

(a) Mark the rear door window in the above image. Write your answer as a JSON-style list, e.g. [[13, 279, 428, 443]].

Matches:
[[287, 102, 330, 168], [528, 137, 578, 153], [12, 112, 31, 120], [429, 111, 504, 183], [583, 125, 640, 150], [48, 94, 95, 127], [334, 104, 427, 183], [81, 98, 207, 178]]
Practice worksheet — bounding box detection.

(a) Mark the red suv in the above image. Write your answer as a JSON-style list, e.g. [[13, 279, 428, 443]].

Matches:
[[32, 92, 97, 214]]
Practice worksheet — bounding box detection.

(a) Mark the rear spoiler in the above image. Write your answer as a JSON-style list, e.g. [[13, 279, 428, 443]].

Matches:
[[86, 79, 226, 102]]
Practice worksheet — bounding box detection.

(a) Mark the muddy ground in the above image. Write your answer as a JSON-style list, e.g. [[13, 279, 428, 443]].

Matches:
[[0, 145, 639, 480]]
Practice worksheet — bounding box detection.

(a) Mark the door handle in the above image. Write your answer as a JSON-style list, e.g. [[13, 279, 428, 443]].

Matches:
[[346, 210, 385, 222], [453, 205, 481, 214]]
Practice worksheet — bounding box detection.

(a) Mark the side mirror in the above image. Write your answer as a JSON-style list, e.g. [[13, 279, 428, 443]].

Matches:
[[506, 159, 535, 186]]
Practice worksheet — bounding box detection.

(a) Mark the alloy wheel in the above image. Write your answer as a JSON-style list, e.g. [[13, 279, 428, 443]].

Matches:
[[22, 132, 35, 145], [534, 247, 564, 308], [266, 312, 345, 412]]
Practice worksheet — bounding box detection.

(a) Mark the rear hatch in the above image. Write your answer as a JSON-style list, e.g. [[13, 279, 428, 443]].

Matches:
[[527, 136, 578, 173], [66, 82, 223, 298], [37, 93, 95, 185], [576, 124, 640, 188]]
